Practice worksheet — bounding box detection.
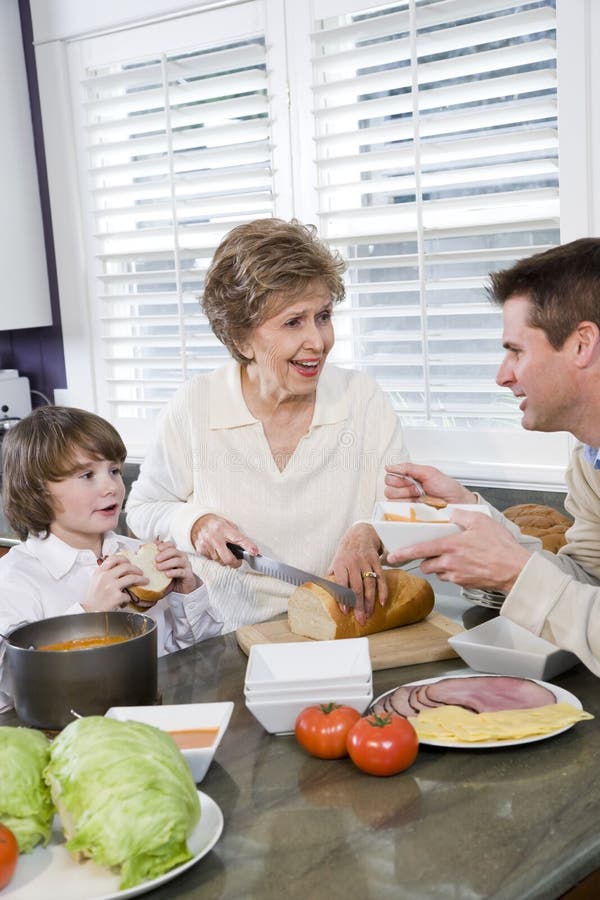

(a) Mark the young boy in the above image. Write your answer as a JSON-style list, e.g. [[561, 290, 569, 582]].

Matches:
[[0, 406, 223, 712]]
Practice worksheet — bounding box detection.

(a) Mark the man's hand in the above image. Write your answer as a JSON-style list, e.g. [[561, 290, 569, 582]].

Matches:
[[385, 462, 477, 505], [386, 508, 532, 595]]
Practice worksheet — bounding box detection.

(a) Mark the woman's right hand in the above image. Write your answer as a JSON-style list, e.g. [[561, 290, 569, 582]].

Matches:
[[82, 555, 147, 612], [191, 514, 259, 567]]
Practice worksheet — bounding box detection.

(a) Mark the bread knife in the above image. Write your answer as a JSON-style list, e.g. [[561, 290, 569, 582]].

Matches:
[[226, 543, 357, 607]]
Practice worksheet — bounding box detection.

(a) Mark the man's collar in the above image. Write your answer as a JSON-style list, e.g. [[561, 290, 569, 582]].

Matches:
[[583, 444, 600, 469], [208, 360, 349, 429]]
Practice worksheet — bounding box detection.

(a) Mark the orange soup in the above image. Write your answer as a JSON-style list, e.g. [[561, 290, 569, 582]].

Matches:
[[38, 635, 130, 651], [384, 511, 450, 523], [168, 728, 219, 750]]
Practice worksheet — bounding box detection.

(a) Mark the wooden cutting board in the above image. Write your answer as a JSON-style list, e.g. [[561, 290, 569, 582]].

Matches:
[[236, 612, 464, 671]]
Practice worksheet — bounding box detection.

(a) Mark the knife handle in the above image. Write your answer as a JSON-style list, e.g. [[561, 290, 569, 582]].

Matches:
[[226, 542, 248, 560]]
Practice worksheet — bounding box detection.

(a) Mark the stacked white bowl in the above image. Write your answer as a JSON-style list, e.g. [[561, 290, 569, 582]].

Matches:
[[244, 637, 373, 734]]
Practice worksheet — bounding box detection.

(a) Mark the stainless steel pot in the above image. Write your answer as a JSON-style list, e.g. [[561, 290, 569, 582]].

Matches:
[[6, 611, 158, 729]]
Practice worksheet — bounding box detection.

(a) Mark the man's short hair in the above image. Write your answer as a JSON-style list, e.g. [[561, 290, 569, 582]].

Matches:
[[487, 237, 600, 349]]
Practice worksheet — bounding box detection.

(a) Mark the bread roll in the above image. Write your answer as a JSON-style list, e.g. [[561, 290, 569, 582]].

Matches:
[[288, 569, 434, 640], [502, 503, 572, 553], [120, 543, 173, 607]]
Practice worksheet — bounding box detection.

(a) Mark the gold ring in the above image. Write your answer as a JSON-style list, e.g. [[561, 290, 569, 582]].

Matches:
[[361, 571, 378, 579]]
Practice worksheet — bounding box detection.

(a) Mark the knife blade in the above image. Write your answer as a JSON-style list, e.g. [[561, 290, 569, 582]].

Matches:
[[226, 543, 357, 607]]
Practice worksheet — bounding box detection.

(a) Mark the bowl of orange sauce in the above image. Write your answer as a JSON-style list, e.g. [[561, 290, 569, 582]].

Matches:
[[105, 702, 234, 782]]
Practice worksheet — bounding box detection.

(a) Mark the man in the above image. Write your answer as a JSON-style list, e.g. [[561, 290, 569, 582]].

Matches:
[[385, 238, 600, 676]]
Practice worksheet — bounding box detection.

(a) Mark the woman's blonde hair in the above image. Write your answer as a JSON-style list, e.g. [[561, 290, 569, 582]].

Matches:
[[202, 218, 346, 363]]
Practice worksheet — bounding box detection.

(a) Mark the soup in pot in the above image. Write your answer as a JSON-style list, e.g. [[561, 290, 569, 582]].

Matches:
[[38, 635, 130, 651]]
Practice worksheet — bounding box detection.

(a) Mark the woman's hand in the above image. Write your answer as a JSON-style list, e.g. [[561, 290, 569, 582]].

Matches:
[[328, 523, 386, 626], [385, 462, 477, 505], [191, 514, 259, 567], [82, 555, 148, 612], [154, 540, 199, 594]]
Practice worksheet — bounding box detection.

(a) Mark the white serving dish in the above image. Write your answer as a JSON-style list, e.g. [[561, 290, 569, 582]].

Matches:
[[105, 701, 233, 783], [246, 688, 373, 734], [370, 500, 491, 554], [244, 637, 372, 690], [448, 617, 579, 680], [244, 677, 372, 698]]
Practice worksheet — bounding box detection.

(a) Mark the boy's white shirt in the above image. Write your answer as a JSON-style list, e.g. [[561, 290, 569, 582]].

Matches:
[[0, 531, 223, 712]]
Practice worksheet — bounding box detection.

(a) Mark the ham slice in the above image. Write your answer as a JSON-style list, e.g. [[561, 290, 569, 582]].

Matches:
[[425, 676, 556, 712], [380, 686, 415, 718], [371, 675, 556, 718]]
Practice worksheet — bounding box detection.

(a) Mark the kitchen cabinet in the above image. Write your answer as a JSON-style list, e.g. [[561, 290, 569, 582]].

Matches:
[[0, 0, 52, 330]]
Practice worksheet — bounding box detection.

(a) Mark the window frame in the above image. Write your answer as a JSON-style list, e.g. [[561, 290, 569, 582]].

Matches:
[[33, 0, 594, 486]]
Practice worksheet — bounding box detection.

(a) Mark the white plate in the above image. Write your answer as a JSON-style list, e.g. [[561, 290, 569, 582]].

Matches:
[[371, 673, 583, 750], [4, 790, 223, 900]]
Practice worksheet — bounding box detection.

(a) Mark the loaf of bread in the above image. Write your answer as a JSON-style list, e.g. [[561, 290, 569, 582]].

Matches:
[[120, 543, 173, 607], [288, 569, 434, 640], [502, 503, 572, 553]]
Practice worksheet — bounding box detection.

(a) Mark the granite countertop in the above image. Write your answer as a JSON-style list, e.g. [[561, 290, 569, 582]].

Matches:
[[1, 588, 599, 899]]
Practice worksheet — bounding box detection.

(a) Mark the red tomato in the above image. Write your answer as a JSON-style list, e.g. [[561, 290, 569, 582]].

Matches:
[[347, 712, 418, 776], [0, 824, 18, 890], [295, 703, 361, 759]]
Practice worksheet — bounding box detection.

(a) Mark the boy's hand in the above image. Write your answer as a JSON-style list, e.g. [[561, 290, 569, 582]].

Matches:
[[83, 555, 148, 611], [154, 540, 200, 595]]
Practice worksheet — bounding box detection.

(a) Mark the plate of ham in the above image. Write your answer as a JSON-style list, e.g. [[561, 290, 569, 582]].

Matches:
[[370, 674, 587, 749]]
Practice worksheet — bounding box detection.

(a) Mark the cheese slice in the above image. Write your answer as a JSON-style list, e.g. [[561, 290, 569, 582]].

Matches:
[[409, 702, 593, 743]]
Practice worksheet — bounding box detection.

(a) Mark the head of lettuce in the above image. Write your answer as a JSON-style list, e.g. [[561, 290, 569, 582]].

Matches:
[[0, 727, 54, 852], [44, 716, 201, 890]]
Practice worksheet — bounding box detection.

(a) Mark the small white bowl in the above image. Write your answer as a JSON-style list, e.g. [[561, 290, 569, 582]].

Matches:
[[245, 637, 371, 690], [246, 689, 373, 734], [370, 501, 491, 554], [105, 701, 233, 782], [448, 617, 578, 680]]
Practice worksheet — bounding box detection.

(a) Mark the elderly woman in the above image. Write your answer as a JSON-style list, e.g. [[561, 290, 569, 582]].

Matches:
[[126, 218, 407, 631]]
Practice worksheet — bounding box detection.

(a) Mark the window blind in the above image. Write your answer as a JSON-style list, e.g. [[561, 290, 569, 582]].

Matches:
[[77, 3, 273, 420], [313, 0, 559, 429], [50, 0, 568, 479]]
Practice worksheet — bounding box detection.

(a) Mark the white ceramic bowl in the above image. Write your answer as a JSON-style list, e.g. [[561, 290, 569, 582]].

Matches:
[[448, 617, 579, 680], [246, 688, 373, 734], [370, 501, 492, 554], [105, 701, 233, 782], [244, 677, 372, 698], [244, 637, 372, 691]]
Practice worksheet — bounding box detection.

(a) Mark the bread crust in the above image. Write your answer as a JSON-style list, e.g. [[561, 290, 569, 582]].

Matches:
[[120, 543, 173, 607], [502, 503, 572, 553], [288, 569, 434, 640]]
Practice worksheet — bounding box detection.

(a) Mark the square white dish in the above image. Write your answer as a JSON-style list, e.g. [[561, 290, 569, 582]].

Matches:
[[371, 501, 491, 554], [245, 637, 371, 690], [448, 617, 579, 680], [244, 677, 372, 698], [105, 701, 233, 782], [246, 689, 373, 734]]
